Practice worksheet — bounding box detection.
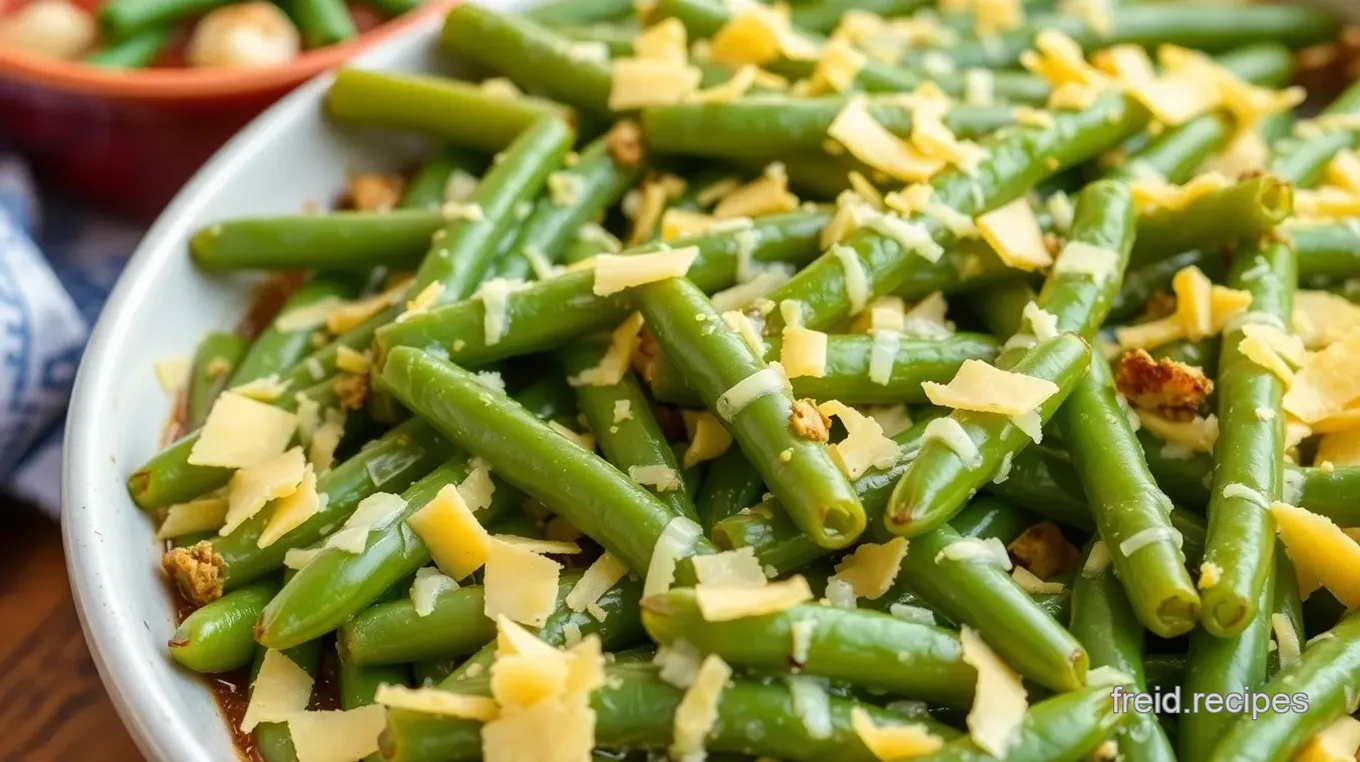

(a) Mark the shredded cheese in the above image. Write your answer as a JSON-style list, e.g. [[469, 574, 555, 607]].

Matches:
[[644, 516, 704, 598], [716, 366, 787, 421], [406, 483, 491, 580], [830, 537, 907, 601], [670, 654, 733, 762], [922, 417, 980, 467], [694, 576, 814, 621], [819, 400, 902, 478]]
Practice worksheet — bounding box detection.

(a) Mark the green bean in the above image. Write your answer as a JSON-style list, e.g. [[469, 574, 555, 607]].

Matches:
[[168, 579, 279, 674], [1268, 546, 1304, 677], [559, 340, 698, 523], [925, 5, 1337, 70], [1144, 653, 1186, 695], [636, 277, 864, 549], [185, 332, 247, 430], [788, 0, 927, 34], [884, 333, 1091, 538], [257, 457, 498, 648], [289, 0, 356, 47], [644, 588, 976, 707], [231, 276, 363, 385], [409, 115, 575, 302], [649, 332, 1002, 407], [189, 212, 444, 272], [526, 0, 634, 27], [99, 0, 230, 38], [1179, 572, 1274, 762], [162, 418, 452, 604], [1291, 221, 1360, 280], [373, 209, 831, 368], [693, 448, 763, 531], [1070, 543, 1177, 762], [84, 25, 169, 67], [250, 639, 322, 762], [1200, 239, 1295, 637], [915, 685, 1125, 762], [1268, 81, 1360, 188], [383, 665, 960, 762], [339, 659, 408, 709], [339, 572, 584, 666], [128, 379, 341, 510], [1127, 174, 1293, 269], [1287, 466, 1360, 525], [765, 92, 1146, 333], [379, 347, 718, 575], [890, 521, 1089, 692], [327, 69, 565, 152], [440, 3, 614, 117], [1207, 613, 1360, 762], [493, 131, 642, 282], [642, 97, 1021, 160], [401, 148, 488, 212], [984, 445, 1094, 531]]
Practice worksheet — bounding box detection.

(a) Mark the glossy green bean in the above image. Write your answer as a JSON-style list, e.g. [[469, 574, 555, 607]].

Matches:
[[379, 347, 718, 575], [526, 0, 634, 27], [383, 665, 960, 762], [190, 212, 443, 271], [649, 332, 1001, 407], [884, 333, 1091, 538], [788, 0, 927, 33], [408, 115, 575, 303], [1179, 572, 1273, 762], [1127, 175, 1293, 269], [493, 131, 642, 282], [642, 97, 1020, 160], [373, 209, 831, 368], [186, 332, 248, 430], [1206, 613, 1360, 762], [1201, 240, 1295, 637], [1269, 80, 1360, 188], [559, 340, 697, 523], [168, 579, 279, 674], [440, 3, 614, 116], [1070, 544, 1177, 762], [642, 588, 976, 707], [1287, 466, 1360, 525], [99, 0, 229, 37], [915, 686, 1124, 762], [693, 448, 763, 531], [636, 276, 864, 549]]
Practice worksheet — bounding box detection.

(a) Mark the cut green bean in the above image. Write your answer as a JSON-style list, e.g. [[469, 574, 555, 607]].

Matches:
[[649, 332, 1001, 407], [1127, 174, 1293, 269], [636, 276, 864, 549], [99, 0, 231, 38], [884, 333, 1091, 538], [84, 25, 170, 68], [186, 332, 248, 430], [190, 212, 444, 272], [401, 148, 488, 212], [168, 579, 279, 674], [288, 0, 356, 48], [379, 347, 718, 575], [1200, 239, 1295, 637], [559, 340, 698, 523], [693, 448, 763, 531]]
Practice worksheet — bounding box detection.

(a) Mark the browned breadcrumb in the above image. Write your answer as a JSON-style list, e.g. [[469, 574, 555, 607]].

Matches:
[[1115, 348, 1213, 422], [162, 541, 225, 605], [1295, 29, 1360, 100], [1008, 522, 1081, 581], [790, 399, 830, 442], [344, 172, 405, 212], [333, 373, 370, 410], [606, 121, 645, 168]]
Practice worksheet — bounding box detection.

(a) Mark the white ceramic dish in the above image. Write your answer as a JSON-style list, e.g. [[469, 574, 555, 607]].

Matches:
[[61, 4, 530, 757]]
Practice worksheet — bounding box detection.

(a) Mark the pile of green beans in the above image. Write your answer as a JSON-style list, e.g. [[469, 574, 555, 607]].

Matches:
[[133, 1, 1360, 761]]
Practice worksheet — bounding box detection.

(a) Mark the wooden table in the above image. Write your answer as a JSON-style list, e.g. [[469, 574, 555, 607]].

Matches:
[[0, 505, 142, 761]]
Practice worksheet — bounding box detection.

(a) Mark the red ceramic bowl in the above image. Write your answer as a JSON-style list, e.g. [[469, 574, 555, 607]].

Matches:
[[0, 0, 453, 220]]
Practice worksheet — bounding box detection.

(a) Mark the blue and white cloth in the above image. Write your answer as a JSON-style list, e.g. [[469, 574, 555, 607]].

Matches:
[[0, 156, 142, 518]]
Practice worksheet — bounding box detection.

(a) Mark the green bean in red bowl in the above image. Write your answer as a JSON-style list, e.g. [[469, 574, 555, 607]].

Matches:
[[64, 0, 1360, 760]]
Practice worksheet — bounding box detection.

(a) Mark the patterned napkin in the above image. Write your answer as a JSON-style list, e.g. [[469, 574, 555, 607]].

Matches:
[[0, 156, 142, 518]]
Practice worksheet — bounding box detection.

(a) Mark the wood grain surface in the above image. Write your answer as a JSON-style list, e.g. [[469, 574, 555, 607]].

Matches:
[[0, 506, 142, 762]]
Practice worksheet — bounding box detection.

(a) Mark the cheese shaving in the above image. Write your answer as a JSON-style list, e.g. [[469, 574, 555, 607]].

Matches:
[[592, 248, 699, 296], [922, 417, 980, 467], [670, 654, 732, 762], [644, 516, 703, 598], [818, 400, 902, 478], [850, 707, 944, 760], [682, 412, 733, 468], [960, 626, 1027, 756], [831, 244, 869, 315], [922, 359, 1059, 416], [241, 649, 312, 733], [976, 198, 1053, 271], [568, 312, 645, 387], [157, 498, 229, 540], [608, 57, 702, 109], [406, 483, 491, 580], [257, 465, 321, 548], [692, 547, 767, 588], [375, 684, 497, 720], [1052, 240, 1120, 284], [828, 95, 944, 183], [629, 464, 683, 492], [716, 366, 787, 421], [1269, 501, 1360, 608], [830, 537, 907, 601], [713, 166, 799, 219], [694, 576, 813, 621], [189, 392, 298, 469], [222, 447, 307, 536], [483, 537, 563, 627], [153, 355, 190, 394]]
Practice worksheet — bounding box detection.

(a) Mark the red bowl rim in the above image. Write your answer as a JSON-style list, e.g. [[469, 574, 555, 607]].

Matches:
[[0, 0, 453, 101]]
